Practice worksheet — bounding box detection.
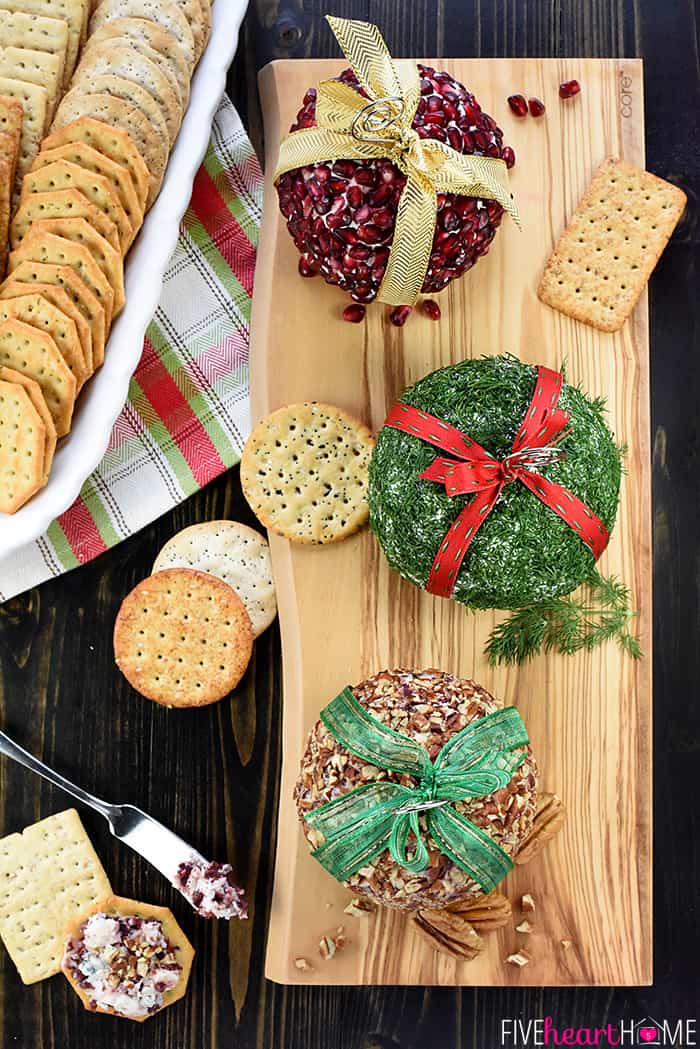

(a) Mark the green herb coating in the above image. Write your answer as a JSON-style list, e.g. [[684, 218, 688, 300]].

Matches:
[[368, 356, 622, 610]]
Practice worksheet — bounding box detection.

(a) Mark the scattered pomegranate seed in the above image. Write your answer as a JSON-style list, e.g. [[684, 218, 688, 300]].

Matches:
[[528, 97, 546, 117], [507, 94, 528, 117], [421, 299, 441, 320], [342, 303, 366, 323], [298, 256, 317, 277], [502, 146, 516, 169], [559, 79, 581, 99], [389, 305, 412, 327]]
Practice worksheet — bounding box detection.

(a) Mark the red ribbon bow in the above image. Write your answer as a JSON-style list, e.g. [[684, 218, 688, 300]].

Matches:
[[384, 365, 610, 598]]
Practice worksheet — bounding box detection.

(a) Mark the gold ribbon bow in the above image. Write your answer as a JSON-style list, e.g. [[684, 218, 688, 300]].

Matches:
[[274, 16, 520, 306]]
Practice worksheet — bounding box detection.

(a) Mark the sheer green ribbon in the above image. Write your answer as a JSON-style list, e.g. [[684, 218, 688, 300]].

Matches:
[[305, 687, 529, 893]]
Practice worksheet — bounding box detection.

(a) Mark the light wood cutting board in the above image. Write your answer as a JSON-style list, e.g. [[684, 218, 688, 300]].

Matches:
[[251, 57, 651, 986]]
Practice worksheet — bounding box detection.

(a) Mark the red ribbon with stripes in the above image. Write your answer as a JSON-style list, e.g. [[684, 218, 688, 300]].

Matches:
[[384, 365, 610, 599]]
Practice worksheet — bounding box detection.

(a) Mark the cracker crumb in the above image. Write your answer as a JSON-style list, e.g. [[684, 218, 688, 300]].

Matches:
[[318, 935, 336, 961], [294, 957, 312, 971], [561, 939, 573, 950], [506, 950, 530, 967], [521, 893, 536, 913], [516, 920, 532, 934]]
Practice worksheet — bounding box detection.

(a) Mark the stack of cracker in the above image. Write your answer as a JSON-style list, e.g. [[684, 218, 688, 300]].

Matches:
[[0, 0, 87, 198], [0, 0, 213, 513]]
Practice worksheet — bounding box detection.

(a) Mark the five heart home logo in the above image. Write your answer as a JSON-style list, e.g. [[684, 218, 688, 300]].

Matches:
[[500, 1014, 697, 1046]]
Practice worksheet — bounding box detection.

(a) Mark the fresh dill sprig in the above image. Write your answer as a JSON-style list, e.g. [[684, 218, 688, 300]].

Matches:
[[485, 569, 642, 665]]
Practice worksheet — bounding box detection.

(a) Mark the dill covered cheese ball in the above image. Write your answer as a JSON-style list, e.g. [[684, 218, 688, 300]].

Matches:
[[368, 356, 621, 610]]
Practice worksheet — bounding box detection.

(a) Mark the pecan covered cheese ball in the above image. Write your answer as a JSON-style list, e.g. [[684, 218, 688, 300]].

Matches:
[[294, 668, 538, 911]]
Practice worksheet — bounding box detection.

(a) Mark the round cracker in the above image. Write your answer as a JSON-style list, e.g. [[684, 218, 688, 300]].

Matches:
[[240, 402, 375, 545], [89, 0, 196, 72], [158, 0, 205, 60], [153, 522, 277, 638], [73, 45, 182, 144], [50, 94, 167, 207], [84, 29, 187, 108], [64, 74, 171, 155], [83, 17, 191, 105], [113, 568, 254, 707]]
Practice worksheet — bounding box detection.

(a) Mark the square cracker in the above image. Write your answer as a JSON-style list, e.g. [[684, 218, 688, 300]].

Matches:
[[0, 10, 69, 91], [0, 0, 88, 88], [0, 75, 47, 188], [0, 92, 23, 140], [0, 46, 63, 124], [0, 129, 18, 168], [0, 95, 22, 213], [0, 156, 11, 278], [0, 809, 112, 983], [538, 157, 687, 333]]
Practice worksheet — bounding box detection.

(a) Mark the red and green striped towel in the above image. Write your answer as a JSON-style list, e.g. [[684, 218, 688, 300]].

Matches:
[[0, 96, 262, 602]]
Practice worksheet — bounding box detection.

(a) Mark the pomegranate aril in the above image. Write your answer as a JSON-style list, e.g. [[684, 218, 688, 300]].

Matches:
[[373, 207, 393, 229], [559, 79, 581, 99], [346, 185, 363, 208], [389, 305, 412, 327], [528, 97, 546, 117], [502, 146, 516, 169], [421, 299, 441, 320], [298, 257, 318, 277], [342, 304, 366, 323], [507, 94, 528, 117], [357, 224, 383, 244]]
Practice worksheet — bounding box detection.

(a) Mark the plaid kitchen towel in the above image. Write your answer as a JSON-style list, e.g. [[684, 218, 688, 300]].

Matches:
[[0, 95, 262, 603]]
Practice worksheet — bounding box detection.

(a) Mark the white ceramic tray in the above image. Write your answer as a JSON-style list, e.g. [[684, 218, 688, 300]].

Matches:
[[0, 0, 249, 555]]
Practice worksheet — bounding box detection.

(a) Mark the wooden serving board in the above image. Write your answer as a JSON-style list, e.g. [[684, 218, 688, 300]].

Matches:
[[251, 57, 651, 986]]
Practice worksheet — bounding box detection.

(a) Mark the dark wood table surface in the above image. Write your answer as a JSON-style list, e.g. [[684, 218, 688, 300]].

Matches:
[[1, 2, 698, 1047]]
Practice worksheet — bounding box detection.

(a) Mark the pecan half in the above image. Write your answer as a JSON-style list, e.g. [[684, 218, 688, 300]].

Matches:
[[446, 891, 512, 933], [411, 908, 484, 960], [514, 793, 566, 865]]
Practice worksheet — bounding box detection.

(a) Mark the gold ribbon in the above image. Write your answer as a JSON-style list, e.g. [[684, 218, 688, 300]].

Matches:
[[274, 16, 520, 307]]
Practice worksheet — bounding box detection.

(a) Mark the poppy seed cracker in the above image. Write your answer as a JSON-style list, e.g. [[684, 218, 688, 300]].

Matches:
[[538, 157, 686, 333], [240, 402, 375, 545]]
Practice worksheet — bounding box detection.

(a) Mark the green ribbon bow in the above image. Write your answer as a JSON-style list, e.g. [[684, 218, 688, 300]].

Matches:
[[305, 687, 529, 893]]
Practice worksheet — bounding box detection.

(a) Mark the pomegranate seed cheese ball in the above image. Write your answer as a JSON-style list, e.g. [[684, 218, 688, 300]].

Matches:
[[274, 17, 519, 312]]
